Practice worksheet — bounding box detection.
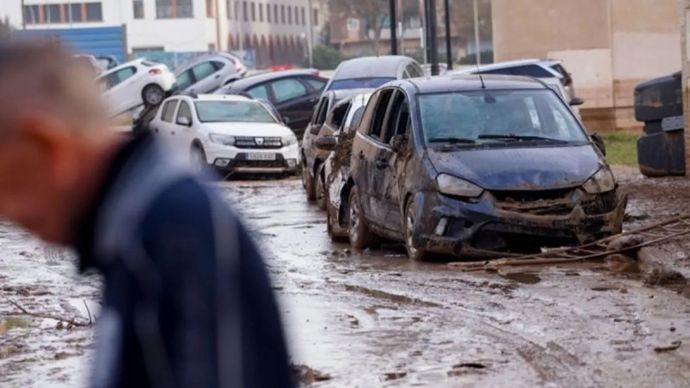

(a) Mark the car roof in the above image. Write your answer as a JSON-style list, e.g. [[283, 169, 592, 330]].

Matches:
[[455, 59, 560, 74], [174, 52, 240, 73], [332, 56, 415, 80], [226, 69, 321, 89], [173, 94, 255, 102], [395, 74, 549, 94]]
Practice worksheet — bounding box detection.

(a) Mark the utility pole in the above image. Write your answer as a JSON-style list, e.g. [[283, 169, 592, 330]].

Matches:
[[444, 0, 451, 70], [426, 0, 439, 75], [682, 0, 690, 176], [389, 0, 398, 55], [473, 0, 481, 66]]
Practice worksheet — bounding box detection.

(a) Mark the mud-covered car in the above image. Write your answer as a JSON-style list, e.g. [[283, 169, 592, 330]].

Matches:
[[301, 89, 371, 202], [313, 93, 372, 239], [346, 75, 627, 260]]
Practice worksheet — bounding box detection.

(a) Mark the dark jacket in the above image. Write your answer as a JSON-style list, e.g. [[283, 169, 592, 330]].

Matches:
[[76, 133, 293, 388]]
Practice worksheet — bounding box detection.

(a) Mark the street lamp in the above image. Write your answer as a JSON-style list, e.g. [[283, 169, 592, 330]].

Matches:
[[389, 0, 398, 55]]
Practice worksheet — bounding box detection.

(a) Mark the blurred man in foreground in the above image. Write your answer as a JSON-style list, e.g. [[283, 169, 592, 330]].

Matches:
[[0, 41, 293, 387]]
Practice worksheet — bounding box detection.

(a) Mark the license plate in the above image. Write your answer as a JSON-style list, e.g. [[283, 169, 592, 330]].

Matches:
[[246, 153, 276, 161]]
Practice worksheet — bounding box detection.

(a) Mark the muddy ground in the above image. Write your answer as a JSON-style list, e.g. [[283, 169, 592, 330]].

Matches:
[[1, 167, 689, 387]]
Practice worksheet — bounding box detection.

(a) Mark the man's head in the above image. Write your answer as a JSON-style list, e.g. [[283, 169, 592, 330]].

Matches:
[[0, 40, 115, 243]]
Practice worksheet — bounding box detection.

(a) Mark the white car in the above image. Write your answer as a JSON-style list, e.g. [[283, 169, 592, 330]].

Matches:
[[98, 58, 176, 116], [175, 53, 248, 94], [150, 94, 299, 176]]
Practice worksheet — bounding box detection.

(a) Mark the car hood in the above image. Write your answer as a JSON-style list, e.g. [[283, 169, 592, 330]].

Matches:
[[427, 144, 603, 191], [202, 122, 294, 137]]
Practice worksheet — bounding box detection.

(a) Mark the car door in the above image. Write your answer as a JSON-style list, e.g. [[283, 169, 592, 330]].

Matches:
[[153, 98, 179, 139], [376, 90, 412, 233], [352, 88, 395, 224], [190, 61, 225, 93], [175, 100, 195, 152], [102, 66, 139, 114], [175, 68, 196, 92], [268, 77, 315, 131]]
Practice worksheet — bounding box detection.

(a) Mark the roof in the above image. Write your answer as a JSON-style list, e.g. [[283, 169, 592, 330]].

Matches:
[[331, 88, 373, 101], [454, 59, 560, 75], [332, 56, 414, 80], [398, 74, 548, 94], [225, 69, 321, 90], [178, 93, 254, 102]]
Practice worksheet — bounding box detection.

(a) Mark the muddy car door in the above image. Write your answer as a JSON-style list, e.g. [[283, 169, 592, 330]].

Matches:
[[352, 88, 396, 222], [376, 90, 412, 233]]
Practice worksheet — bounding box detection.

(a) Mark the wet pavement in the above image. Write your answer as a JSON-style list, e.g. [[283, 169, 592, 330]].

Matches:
[[1, 173, 690, 387]]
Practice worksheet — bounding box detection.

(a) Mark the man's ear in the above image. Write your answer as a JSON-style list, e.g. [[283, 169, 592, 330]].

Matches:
[[18, 113, 79, 186]]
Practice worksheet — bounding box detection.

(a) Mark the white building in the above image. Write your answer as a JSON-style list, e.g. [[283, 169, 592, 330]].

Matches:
[[0, 0, 323, 66]]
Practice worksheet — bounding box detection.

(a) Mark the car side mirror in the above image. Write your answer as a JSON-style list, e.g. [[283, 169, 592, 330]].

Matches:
[[283, 116, 291, 125], [391, 134, 407, 153], [315, 135, 337, 151], [177, 116, 192, 127], [590, 133, 606, 156], [569, 97, 584, 106]]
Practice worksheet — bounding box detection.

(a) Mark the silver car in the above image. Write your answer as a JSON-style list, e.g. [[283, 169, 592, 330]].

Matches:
[[174, 53, 248, 94]]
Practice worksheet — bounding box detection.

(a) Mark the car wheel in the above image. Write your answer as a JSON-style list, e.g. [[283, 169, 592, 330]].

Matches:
[[142, 84, 165, 106], [404, 198, 429, 261], [348, 187, 378, 250], [302, 163, 316, 202], [315, 173, 327, 211], [190, 146, 208, 173]]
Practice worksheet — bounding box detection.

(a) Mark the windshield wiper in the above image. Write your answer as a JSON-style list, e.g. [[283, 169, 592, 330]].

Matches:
[[428, 137, 476, 144], [478, 134, 566, 143]]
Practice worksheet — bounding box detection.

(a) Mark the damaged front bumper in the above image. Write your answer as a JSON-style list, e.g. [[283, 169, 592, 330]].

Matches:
[[415, 188, 628, 259]]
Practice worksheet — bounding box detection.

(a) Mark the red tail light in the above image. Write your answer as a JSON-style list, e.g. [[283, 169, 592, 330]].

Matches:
[[149, 68, 162, 75]]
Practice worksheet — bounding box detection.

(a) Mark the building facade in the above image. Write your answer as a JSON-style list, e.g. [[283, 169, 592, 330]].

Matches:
[[0, 0, 323, 67], [492, 0, 681, 132]]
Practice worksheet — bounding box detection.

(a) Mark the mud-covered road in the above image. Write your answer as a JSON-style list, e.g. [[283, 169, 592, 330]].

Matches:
[[1, 172, 690, 387]]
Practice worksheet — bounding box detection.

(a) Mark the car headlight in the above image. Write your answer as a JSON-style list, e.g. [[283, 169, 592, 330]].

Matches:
[[582, 167, 616, 194], [283, 134, 298, 146], [209, 133, 235, 146], [436, 173, 484, 198]]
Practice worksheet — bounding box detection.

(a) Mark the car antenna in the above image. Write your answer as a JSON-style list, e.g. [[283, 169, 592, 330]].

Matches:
[[476, 63, 486, 89]]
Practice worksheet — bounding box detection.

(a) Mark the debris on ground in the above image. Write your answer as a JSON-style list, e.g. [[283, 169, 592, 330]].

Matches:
[[291, 364, 332, 384], [653, 340, 682, 353]]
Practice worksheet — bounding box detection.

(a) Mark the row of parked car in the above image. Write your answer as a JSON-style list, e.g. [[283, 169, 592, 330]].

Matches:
[[296, 56, 626, 260]]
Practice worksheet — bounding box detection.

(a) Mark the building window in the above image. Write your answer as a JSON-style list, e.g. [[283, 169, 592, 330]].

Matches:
[[206, 0, 215, 18], [294, 6, 299, 26], [273, 4, 278, 24], [133, 0, 144, 19], [259, 3, 263, 22], [242, 1, 247, 21], [266, 3, 271, 22], [313, 8, 318, 26], [85, 3, 103, 21], [347, 18, 359, 32], [280, 5, 285, 24], [156, 0, 194, 19], [226, 0, 231, 19], [69, 3, 82, 22], [287, 6, 292, 25], [45, 4, 60, 23], [23, 2, 103, 24], [301, 7, 305, 25], [251, 2, 255, 21]]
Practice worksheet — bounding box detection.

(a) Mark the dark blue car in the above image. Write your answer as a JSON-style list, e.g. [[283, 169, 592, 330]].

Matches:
[[343, 74, 627, 260]]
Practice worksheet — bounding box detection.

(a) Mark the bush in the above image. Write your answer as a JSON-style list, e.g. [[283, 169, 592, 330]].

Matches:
[[311, 45, 342, 70]]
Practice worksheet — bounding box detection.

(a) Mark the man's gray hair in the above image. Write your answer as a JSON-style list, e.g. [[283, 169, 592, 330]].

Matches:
[[0, 39, 107, 133]]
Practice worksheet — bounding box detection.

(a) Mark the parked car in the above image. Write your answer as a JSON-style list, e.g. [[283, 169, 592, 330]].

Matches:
[[175, 53, 247, 94], [216, 69, 328, 135], [95, 55, 119, 71], [98, 58, 176, 116], [342, 74, 626, 260], [149, 94, 299, 176], [455, 59, 578, 102], [314, 92, 373, 239], [324, 56, 424, 92], [301, 89, 371, 203]]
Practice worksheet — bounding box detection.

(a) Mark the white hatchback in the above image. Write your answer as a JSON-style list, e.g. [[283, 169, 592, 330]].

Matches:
[[98, 58, 176, 116], [150, 94, 300, 175]]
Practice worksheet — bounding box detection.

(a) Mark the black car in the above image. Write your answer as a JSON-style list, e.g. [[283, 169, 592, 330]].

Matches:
[[343, 75, 627, 260], [216, 69, 328, 136]]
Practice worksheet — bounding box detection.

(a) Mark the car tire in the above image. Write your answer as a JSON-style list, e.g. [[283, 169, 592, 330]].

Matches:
[[348, 187, 378, 250], [302, 163, 316, 202], [142, 84, 165, 106], [404, 198, 429, 261], [315, 172, 327, 211], [190, 145, 208, 174]]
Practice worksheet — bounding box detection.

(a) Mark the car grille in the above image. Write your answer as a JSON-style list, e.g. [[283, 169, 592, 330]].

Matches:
[[491, 188, 576, 216], [581, 191, 618, 215], [234, 136, 283, 149]]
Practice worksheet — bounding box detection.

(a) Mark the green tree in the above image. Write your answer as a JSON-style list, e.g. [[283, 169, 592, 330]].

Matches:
[[311, 44, 342, 70], [338, 0, 389, 55], [0, 17, 13, 40]]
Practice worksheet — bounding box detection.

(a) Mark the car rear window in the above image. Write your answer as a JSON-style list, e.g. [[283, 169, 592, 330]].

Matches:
[[328, 77, 395, 91], [195, 101, 277, 123]]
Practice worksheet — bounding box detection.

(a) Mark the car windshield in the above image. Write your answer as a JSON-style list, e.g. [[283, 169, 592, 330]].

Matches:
[[328, 77, 395, 91], [418, 89, 587, 145], [194, 101, 277, 123]]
